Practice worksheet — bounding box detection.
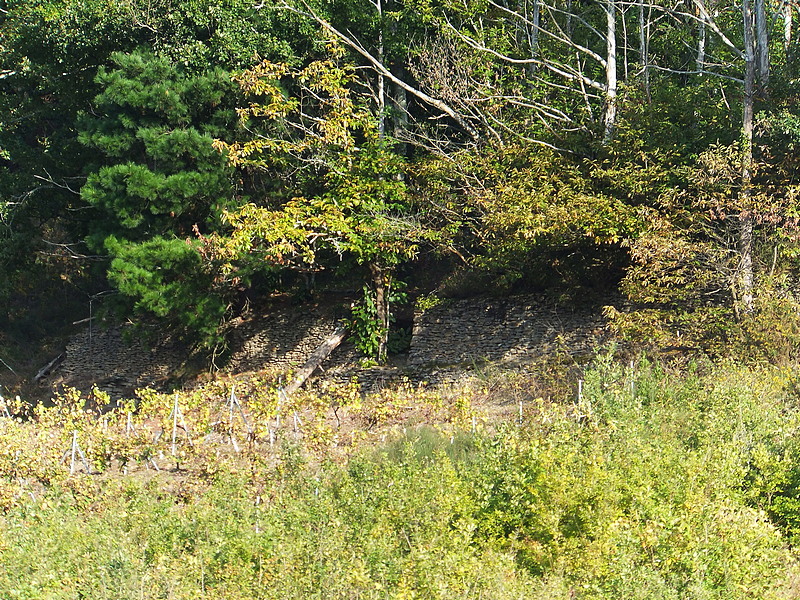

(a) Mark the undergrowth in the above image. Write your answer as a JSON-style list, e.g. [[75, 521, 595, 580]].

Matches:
[[1, 356, 800, 598]]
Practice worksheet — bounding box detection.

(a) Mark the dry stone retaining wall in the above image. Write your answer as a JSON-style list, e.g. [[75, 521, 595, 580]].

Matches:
[[57, 325, 187, 397], [408, 295, 608, 368], [56, 295, 609, 397], [223, 306, 353, 374]]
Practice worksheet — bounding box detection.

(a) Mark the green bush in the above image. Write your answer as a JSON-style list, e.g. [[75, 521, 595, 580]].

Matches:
[[2, 359, 800, 598]]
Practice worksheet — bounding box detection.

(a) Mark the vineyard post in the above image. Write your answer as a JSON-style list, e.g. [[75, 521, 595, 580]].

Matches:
[[171, 394, 179, 456], [70, 431, 77, 474], [61, 430, 91, 475], [630, 360, 636, 399], [169, 394, 193, 457], [227, 387, 240, 452]]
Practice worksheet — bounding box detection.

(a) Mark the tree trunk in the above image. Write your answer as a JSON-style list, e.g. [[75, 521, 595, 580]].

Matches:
[[370, 263, 390, 362], [525, 0, 541, 78], [602, 0, 618, 143], [696, 4, 707, 71], [639, 0, 651, 100], [282, 326, 348, 396], [376, 0, 386, 137], [566, 0, 573, 39], [783, 0, 793, 51], [755, 0, 769, 87], [739, 0, 756, 315], [391, 67, 409, 156]]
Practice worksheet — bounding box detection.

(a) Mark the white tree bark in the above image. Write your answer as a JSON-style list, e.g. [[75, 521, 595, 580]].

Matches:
[[376, 0, 386, 137], [696, 3, 707, 71], [739, 0, 756, 314], [603, 0, 618, 142], [755, 0, 769, 86], [783, 0, 793, 50], [639, 0, 651, 98]]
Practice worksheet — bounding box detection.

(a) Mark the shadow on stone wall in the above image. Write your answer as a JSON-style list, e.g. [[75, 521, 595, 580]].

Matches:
[[56, 324, 189, 398], [409, 294, 608, 368], [53, 294, 611, 398]]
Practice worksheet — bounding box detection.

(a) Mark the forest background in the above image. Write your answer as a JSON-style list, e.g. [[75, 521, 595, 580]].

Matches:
[[6, 2, 800, 597], [2, 0, 800, 367]]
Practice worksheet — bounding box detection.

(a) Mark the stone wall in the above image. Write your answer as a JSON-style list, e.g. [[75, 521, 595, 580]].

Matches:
[[408, 294, 608, 368], [57, 325, 188, 397], [223, 306, 353, 373], [55, 294, 610, 397]]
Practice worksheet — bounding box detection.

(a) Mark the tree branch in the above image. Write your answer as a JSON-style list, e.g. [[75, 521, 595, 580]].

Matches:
[[266, 0, 482, 143]]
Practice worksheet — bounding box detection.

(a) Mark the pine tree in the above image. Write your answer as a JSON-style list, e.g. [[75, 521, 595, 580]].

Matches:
[[79, 51, 240, 345]]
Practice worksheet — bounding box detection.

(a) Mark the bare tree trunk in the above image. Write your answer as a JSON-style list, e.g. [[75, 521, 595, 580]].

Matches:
[[783, 0, 793, 51], [391, 66, 409, 156], [696, 7, 707, 70], [622, 3, 629, 80], [602, 0, 618, 143], [282, 327, 348, 395], [566, 0, 573, 38], [755, 0, 769, 87], [376, 0, 386, 136], [370, 263, 390, 362], [526, 0, 541, 77], [739, 0, 756, 315], [639, 0, 651, 100]]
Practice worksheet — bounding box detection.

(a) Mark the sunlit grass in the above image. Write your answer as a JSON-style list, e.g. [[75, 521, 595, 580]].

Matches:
[[1, 357, 800, 598]]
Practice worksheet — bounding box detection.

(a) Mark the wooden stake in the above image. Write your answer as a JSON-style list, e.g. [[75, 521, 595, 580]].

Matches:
[[227, 387, 253, 434], [169, 394, 193, 456], [0, 395, 10, 418], [171, 395, 179, 456], [70, 431, 77, 475], [61, 431, 91, 475]]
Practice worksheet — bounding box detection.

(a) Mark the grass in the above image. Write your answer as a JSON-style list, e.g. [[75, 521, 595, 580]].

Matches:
[[1, 355, 800, 598]]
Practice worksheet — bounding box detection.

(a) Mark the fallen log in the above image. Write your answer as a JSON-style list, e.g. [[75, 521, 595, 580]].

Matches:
[[34, 353, 64, 382], [281, 325, 348, 396]]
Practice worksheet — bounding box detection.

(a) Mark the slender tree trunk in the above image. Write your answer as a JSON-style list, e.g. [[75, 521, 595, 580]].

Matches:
[[696, 8, 707, 70], [566, 0, 573, 38], [783, 0, 793, 51], [392, 67, 409, 156], [526, 0, 541, 77], [755, 0, 769, 87], [370, 263, 390, 362], [374, 0, 390, 360], [739, 0, 756, 315], [624, 5, 630, 81], [376, 0, 386, 136], [639, 0, 651, 100], [602, 0, 618, 143]]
